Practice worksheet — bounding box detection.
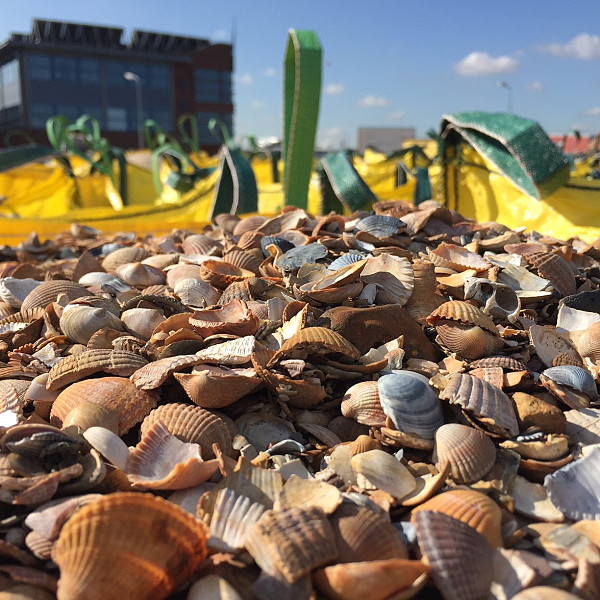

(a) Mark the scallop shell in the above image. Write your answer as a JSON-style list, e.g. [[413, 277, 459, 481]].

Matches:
[[427, 243, 491, 272], [50, 376, 158, 435], [525, 252, 576, 297], [232, 215, 268, 236], [439, 372, 519, 437], [199, 260, 256, 289], [53, 492, 208, 600], [59, 305, 124, 345], [181, 234, 222, 256], [355, 214, 404, 238], [115, 262, 166, 287], [358, 254, 414, 306], [46, 350, 148, 390], [101, 246, 150, 272], [411, 489, 503, 547], [427, 300, 497, 334], [414, 510, 495, 600], [432, 423, 496, 483], [21, 281, 90, 312], [189, 299, 260, 337], [377, 371, 444, 439], [341, 381, 386, 427], [174, 278, 221, 309], [544, 447, 600, 521], [435, 321, 504, 360], [0, 277, 42, 308]]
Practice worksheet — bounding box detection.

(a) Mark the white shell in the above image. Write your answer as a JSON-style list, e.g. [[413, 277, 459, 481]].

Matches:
[[0, 277, 42, 308], [121, 307, 166, 341]]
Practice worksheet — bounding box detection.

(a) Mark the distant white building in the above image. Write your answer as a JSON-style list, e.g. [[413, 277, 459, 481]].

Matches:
[[357, 127, 416, 153]]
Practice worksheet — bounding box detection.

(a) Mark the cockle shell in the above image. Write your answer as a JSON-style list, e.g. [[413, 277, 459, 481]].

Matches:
[[433, 423, 496, 483], [436, 320, 505, 360], [102, 246, 150, 272], [540, 365, 598, 402], [173, 278, 221, 309], [529, 325, 582, 368], [355, 214, 404, 238], [275, 243, 328, 271], [198, 259, 256, 289], [0, 277, 42, 308], [181, 233, 222, 255], [53, 492, 208, 600], [341, 381, 386, 427], [427, 300, 498, 334], [59, 305, 124, 345], [21, 281, 90, 312], [377, 371, 444, 439], [524, 252, 576, 297]]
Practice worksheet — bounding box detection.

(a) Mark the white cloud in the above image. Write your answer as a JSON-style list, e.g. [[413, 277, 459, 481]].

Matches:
[[262, 67, 276, 77], [455, 52, 520, 76], [527, 81, 544, 91], [318, 127, 345, 150], [213, 29, 229, 42], [585, 107, 600, 116], [324, 83, 345, 95], [358, 95, 389, 107], [388, 110, 404, 121], [236, 73, 253, 85], [251, 100, 265, 110], [538, 33, 600, 60]]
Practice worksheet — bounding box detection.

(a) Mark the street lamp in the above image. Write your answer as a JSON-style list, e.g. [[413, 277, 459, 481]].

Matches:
[[123, 71, 144, 148], [497, 80, 512, 114]]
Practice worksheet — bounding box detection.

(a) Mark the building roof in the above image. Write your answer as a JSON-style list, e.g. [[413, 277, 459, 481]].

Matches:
[[549, 134, 593, 155]]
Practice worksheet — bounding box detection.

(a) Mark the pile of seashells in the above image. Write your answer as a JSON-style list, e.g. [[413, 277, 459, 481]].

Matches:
[[0, 199, 599, 600]]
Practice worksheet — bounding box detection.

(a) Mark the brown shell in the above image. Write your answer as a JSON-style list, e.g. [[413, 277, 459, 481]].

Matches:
[[427, 300, 497, 334], [101, 246, 150, 272], [235, 230, 264, 250], [165, 264, 205, 289], [46, 350, 148, 390], [198, 260, 256, 289], [432, 423, 496, 484], [524, 252, 576, 297], [130, 354, 204, 390], [427, 243, 491, 272], [222, 249, 263, 274], [340, 381, 386, 427], [439, 372, 519, 437], [435, 321, 504, 360], [21, 281, 90, 312], [214, 213, 240, 234], [140, 402, 233, 458], [469, 355, 529, 372], [232, 215, 268, 236], [411, 489, 503, 547], [414, 510, 495, 600], [114, 262, 166, 287], [569, 321, 600, 362], [50, 376, 158, 435], [181, 234, 222, 256], [53, 492, 208, 600], [405, 260, 446, 324], [189, 299, 260, 337]]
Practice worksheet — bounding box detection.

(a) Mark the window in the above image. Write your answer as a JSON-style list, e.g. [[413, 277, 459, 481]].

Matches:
[[30, 102, 54, 128], [194, 69, 223, 103], [0, 60, 21, 109], [54, 57, 77, 82], [105, 60, 127, 85], [107, 107, 127, 131], [146, 108, 172, 130], [56, 104, 80, 121], [29, 55, 51, 81], [79, 58, 100, 84], [149, 64, 169, 89]]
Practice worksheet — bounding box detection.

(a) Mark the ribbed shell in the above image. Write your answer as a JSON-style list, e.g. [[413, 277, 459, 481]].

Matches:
[[525, 252, 576, 297], [232, 215, 268, 236], [469, 355, 528, 371], [102, 246, 150, 272], [276, 243, 328, 271], [53, 492, 208, 600], [140, 403, 233, 458], [198, 260, 256, 289], [414, 510, 495, 600], [50, 376, 158, 435], [341, 381, 386, 427], [261, 236, 295, 258], [541, 365, 599, 400], [569, 320, 600, 362], [222, 249, 263, 274], [355, 214, 404, 238], [181, 234, 222, 256], [427, 243, 491, 272], [427, 300, 497, 333], [405, 260, 445, 324], [433, 423, 496, 483], [0, 277, 42, 308], [328, 251, 367, 271], [60, 305, 124, 345], [436, 322, 504, 360], [377, 371, 444, 439], [439, 372, 519, 437], [21, 280, 90, 311], [189, 299, 260, 337]]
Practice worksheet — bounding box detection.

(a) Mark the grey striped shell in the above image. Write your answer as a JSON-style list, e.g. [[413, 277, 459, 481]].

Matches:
[[355, 214, 404, 238], [377, 371, 444, 440], [541, 366, 598, 401], [276, 243, 328, 271], [260, 236, 295, 258], [328, 251, 368, 271]]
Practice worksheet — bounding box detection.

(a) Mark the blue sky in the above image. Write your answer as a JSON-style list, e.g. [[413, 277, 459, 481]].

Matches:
[[2, 1, 600, 148]]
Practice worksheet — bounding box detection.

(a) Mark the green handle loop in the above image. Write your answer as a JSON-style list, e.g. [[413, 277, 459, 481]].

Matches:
[[46, 116, 72, 152], [282, 29, 322, 208], [177, 113, 201, 155], [208, 118, 235, 149]]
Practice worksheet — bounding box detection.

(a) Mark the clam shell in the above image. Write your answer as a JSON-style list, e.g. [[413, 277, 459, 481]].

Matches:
[[412, 489, 503, 547], [525, 252, 576, 297], [427, 300, 497, 334], [53, 492, 208, 600], [341, 381, 386, 427], [355, 214, 404, 238], [50, 376, 158, 435], [141, 403, 233, 458], [439, 372, 519, 437], [174, 278, 221, 308], [541, 365, 598, 401], [102, 246, 150, 272], [121, 307, 166, 341], [245, 506, 338, 583], [59, 305, 124, 345], [433, 423, 496, 483], [0, 277, 42, 308], [115, 262, 166, 287], [544, 447, 600, 521], [359, 254, 414, 306], [21, 281, 90, 312], [427, 242, 492, 271], [377, 371, 444, 439], [529, 325, 582, 368], [414, 510, 495, 600], [189, 299, 260, 337], [437, 321, 504, 360], [276, 243, 328, 271]]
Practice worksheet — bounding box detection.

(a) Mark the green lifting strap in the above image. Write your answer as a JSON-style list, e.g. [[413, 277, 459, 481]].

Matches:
[[283, 30, 322, 208], [318, 151, 377, 213]]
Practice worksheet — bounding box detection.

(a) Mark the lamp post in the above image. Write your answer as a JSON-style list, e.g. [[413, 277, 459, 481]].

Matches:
[[123, 71, 144, 148], [497, 80, 512, 114]]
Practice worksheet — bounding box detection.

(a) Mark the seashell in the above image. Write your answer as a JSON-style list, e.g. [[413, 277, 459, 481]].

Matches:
[[274, 475, 343, 515], [433, 423, 496, 483], [529, 325, 582, 368], [21, 280, 90, 312], [544, 447, 600, 521], [59, 305, 124, 345], [411, 489, 503, 547], [189, 299, 260, 337], [198, 259, 255, 289], [101, 246, 150, 272], [222, 249, 262, 274], [511, 588, 582, 600], [245, 506, 338, 583], [464, 277, 521, 323], [377, 371, 444, 439], [275, 243, 328, 271], [50, 376, 158, 435], [313, 558, 429, 600], [524, 252, 576, 297], [414, 510, 495, 600], [540, 365, 598, 408], [0, 277, 42, 308], [121, 307, 166, 341], [328, 502, 408, 563], [236, 229, 264, 251], [181, 233, 222, 256], [351, 449, 417, 500], [355, 214, 404, 238], [427, 242, 492, 272], [327, 251, 367, 271], [165, 263, 205, 288], [341, 381, 386, 427], [78, 272, 130, 291], [174, 278, 221, 308], [61, 402, 120, 435], [195, 335, 257, 364], [115, 262, 166, 287], [427, 300, 498, 334], [469, 355, 528, 371], [141, 253, 179, 270], [565, 407, 600, 447], [214, 212, 240, 233], [175, 365, 261, 408], [187, 575, 244, 600], [46, 349, 148, 390], [232, 214, 268, 236], [53, 492, 208, 600], [261, 235, 295, 257], [404, 260, 446, 324], [437, 320, 504, 360], [235, 412, 300, 452], [25, 373, 60, 421], [512, 474, 564, 522], [439, 372, 519, 437], [358, 254, 414, 305]]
